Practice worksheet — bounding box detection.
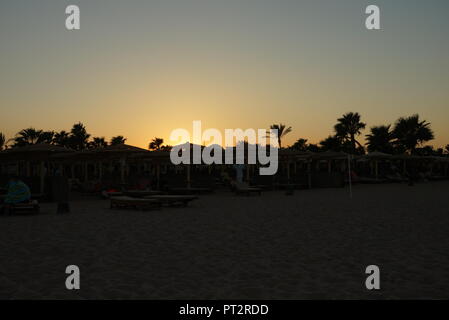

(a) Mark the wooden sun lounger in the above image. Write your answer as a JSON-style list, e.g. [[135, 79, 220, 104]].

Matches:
[[110, 196, 161, 210], [123, 190, 162, 197], [144, 195, 198, 207], [10, 200, 40, 215], [101, 191, 124, 199]]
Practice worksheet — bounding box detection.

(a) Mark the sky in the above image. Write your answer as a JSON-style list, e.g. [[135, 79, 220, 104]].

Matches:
[[1, 0, 448, 149]]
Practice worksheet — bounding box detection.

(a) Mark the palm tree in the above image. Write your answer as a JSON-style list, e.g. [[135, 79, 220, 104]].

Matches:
[[110, 136, 127, 145], [0, 132, 5, 150], [160, 145, 172, 151], [90, 137, 108, 149], [37, 131, 55, 144], [334, 112, 366, 154], [320, 135, 343, 152], [12, 128, 43, 147], [53, 130, 70, 147], [415, 145, 437, 156], [149, 137, 164, 151], [268, 123, 292, 149], [393, 114, 434, 154], [365, 125, 394, 154], [290, 138, 308, 151], [306, 143, 321, 153], [69, 122, 90, 150]]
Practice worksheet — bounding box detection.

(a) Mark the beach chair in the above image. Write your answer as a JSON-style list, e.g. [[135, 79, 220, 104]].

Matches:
[[101, 190, 124, 199], [123, 190, 162, 198], [10, 200, 40, 215], [110, 196, 161, 210], [144, 195, 198, 207], [234, 182, 262, 196]]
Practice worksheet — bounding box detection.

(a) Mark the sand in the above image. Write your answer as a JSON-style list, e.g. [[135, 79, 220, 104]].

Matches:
[[1, 181, 449, 299]]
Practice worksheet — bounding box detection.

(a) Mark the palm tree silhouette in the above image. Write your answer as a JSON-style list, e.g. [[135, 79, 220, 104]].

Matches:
[[365, 125, 394, 153], [38, 131, 55, 144], [290, 138, 308, 151], [90, 137, 108, 149], [53, 130, 70, 147], [393, 114, 434, 154], [334, 112, 366, 154], [149, 137, 164, 151], [12, 128, 45, 146], [268, 123, 292, 149], [160, 145, 173, 151], [320, 135, 343, 152], [110, 136, 127, 145], [69, 122, 90, 150]]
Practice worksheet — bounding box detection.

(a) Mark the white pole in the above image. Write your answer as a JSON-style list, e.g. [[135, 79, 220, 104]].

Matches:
[[348, 154, 352, 198]]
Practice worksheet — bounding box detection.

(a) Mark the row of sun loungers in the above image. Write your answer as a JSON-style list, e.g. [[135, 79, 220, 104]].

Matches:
[[110, 196, 161, 210], [103, 187, 211, 199], [123, 190, 162, 197], [145, 195, 199, 206], [0, 200, 40, 215], [110, 195, 199, 210]]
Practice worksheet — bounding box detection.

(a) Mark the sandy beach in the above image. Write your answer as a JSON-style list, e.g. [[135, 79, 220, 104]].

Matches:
[[1, 182, 449, 299]]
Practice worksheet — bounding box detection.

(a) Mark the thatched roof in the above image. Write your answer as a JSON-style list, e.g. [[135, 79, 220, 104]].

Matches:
[[48, 144, 149, 162], [2, 143, 72, 154], [366, 151, 392, 157], [94, 143, 148, 153], [0, 143, 73, 161]]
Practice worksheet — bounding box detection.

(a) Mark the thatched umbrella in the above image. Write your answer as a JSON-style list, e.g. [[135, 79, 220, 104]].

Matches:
[[364, 152, 393, 179], [93, 144, 149, 184], [0, 144, 73, 193]]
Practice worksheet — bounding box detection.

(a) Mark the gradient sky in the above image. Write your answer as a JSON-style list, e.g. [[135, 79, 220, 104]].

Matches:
[[1, 0, 448, 148]]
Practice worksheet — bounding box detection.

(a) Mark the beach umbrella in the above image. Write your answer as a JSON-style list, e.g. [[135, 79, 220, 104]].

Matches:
[[364, 152, 393, 180], [93, 144, 149, 184], [0, 144, 73, 193]]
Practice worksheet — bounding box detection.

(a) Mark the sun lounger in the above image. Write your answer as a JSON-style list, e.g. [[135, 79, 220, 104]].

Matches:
[[101, 191, 124, 199], [123, 190, 162, 197], [144, 195, 198, 207], [9, 200, 40, 215], [234, 182, 262, 196], [110, 196, 161, 210]]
